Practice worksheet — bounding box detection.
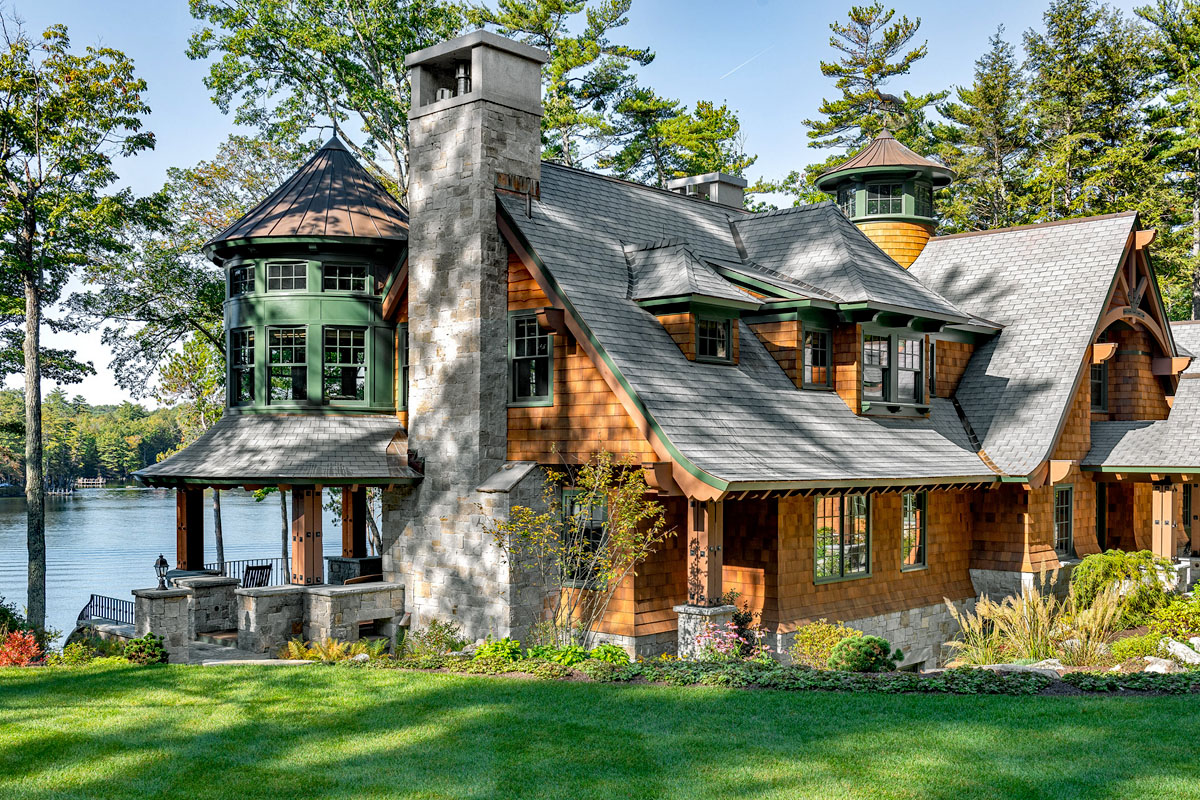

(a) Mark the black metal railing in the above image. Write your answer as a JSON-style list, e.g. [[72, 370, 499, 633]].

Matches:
[[204, 557, 292, 587], [77, 594, 135, 626]]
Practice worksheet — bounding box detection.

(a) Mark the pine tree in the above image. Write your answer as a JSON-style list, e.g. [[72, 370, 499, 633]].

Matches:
[[935, 28, 1032, 232]]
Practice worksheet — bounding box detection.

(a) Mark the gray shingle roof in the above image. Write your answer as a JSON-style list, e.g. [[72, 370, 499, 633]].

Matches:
[[135, 414, 420, 485], [909, 213, 1138, 476], [1170, 321, 1200, 362], [500, 165, 993, 486], [1085, 377, 1200, 469], [732, 203, 966, 319], [625, 238, 759, 305]]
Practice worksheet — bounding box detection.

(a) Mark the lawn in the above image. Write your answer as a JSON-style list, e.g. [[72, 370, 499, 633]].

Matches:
[[1, 664, 1199, 800]]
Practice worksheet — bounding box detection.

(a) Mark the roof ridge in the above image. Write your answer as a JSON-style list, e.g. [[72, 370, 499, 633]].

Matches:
[[929, 211, 1138, 243], [825, 203, 876, 301], [541, 161, 752, 216], [740, 200, 834, 221]]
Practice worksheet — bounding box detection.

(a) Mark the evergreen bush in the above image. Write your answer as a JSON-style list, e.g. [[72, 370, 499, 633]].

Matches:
[[827, 635, 903, 672], [1070, 550, 1174, 628], [123, 633, 168, 665]]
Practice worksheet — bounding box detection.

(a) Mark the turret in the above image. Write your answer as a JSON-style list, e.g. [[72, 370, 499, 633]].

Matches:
[[814, 130, 954, 268]]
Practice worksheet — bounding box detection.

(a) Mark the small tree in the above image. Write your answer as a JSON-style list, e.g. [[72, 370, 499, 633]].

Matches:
[[484, 452, 671, 647]]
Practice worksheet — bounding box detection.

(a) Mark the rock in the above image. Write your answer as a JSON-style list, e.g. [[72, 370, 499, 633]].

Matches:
[[1164, 639, 1200, 665], [1143, 656, 1186, 674], [1189, 637, 1200, 653], [973, 663, 1061, 680], [350, 653, 370, 662], [1031, 658, 1065, 671], [1108, 665, 1122, 672]]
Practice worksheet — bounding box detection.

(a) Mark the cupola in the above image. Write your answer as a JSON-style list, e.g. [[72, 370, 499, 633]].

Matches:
[[813, 130, 954, 268]]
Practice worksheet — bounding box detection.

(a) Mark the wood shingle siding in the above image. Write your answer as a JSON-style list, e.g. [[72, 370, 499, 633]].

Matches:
[[856, 220, 934, 269], [1109, 327, 1171, 421], [935, 339, 973, 398], [656, 313, 696, 361], [834, 324, 862, 413], [748, 320, 800, 387]]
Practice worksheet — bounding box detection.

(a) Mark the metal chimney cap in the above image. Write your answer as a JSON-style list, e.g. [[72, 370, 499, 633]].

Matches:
[[665, 172, 749, 191]]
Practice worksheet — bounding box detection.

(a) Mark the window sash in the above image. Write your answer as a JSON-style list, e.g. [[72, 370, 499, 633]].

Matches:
[[322, 263, 368, 293], [866, 183, 903, 215], [862, 334, 890, 401], [815, 493, 871, 581], [896, 337, 923, 403], [266, 262, 307, 291], [1090, 362, 1108, 411], [230, 265, 255, 297], [914, 183, 933, 217], [230, 328, 254, 405], [397, 323, 409, 410], [697, 317, 731, 362], [510, 314, 552, 403], [901, 492, 926, 569], [323, 327, 367, 402], [837, 185, 855, 217], [803, 329, 832, 387], [1054, 487, 1074, 556], [562, 488, 607, 583], [268, 327, 307, 402]]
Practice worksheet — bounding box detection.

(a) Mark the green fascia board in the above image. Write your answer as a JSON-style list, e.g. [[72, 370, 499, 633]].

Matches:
[[998, 475, 1029, 483], [814, 163, 954, 192], [635, 294, 760, 313], [743, 304, 840, 327], [497, 204, 729, 494], [838, 301, 968, 327], [380, 247, 409, 300], [852, 212, 937, 226]]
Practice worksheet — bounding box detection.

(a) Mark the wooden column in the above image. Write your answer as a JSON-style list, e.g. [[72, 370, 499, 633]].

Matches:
[[342, 486, 367, 558], [1152, 485, 1175, 559], [175, 487, 204, 570], [291, 486, 324, 585], [686, 499, 724, 606]]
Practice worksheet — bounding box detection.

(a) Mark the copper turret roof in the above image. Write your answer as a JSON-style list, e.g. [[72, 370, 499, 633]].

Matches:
[[814, 129, 955, 190], [205, 137, 409, 252]]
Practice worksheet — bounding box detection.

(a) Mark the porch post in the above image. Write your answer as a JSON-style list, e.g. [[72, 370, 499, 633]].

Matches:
[[175, 487, 204, 570], [687, 499, 724, 606], [291, 486, 324, 585], [342, 486, 367, 558]]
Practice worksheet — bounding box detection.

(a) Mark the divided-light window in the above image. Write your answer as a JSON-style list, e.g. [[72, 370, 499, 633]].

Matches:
[[837, 185, 855, 217], [803, 329, 832, 388], [562, 488, 607, 585], [697, 317, 732, 363], [862, 333, 924, 405], [323, 263, 368, 293], [323, 327, 367, 402], [1054, 486, 1074, 558], [901, 492, 926, 569], [867, 183, 903, 215], [267, 261, 307, 291], [814, 493, 870, 582], [230, 265, 255, 297], [268, 327, 307, 402], [1091, 334, 1109, 412], [914, 183, 933, 218], [510, 313, 552, 405], [230, 328, 254, 405], [397, 323, 409, 410]]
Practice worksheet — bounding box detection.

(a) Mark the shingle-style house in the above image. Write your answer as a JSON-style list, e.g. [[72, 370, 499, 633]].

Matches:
[[137, 31, 1200, 665]]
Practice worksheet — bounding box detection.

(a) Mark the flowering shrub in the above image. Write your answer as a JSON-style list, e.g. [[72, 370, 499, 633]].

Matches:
[[694, 621, 747, 662], [0, 629, 42, 666]]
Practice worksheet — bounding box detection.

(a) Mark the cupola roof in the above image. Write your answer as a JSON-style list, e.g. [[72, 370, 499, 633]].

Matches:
[[814, 129, 955, 191]]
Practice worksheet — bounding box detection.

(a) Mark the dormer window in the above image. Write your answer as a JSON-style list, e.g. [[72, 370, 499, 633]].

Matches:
[[863, 332, 925, 407], [866, 183, 902, 215], [697, 316, 732, 363], [1091, 333, 1109, 412], [803, 329, 833, 388], [896, 337, 924, 402], [267, 261, 307, 291], [863, 334, 890, 400], [230, 265, 255, 297], [323, 263, 368, 293]]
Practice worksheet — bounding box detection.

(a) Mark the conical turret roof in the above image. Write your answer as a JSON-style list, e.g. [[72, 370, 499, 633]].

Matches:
[[205, 137, 409, 251], [814, 130, 955, 190]]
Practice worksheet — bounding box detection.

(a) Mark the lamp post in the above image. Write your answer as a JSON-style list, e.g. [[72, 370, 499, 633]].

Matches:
[[154, 553, 169, 590]]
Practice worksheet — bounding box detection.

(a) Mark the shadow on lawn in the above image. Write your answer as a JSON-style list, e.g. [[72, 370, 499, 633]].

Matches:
[[0, 666, 1197, 800]]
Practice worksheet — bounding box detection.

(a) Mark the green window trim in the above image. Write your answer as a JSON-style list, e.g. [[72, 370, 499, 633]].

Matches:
[[509, 312, 554, 407], [266, 260, 308, 292], [397, 323, 409, 411], [836, 184, 855, 217], [229, 328, 255, 406], [862, 331, 925, 406], [814, 493, 871, 583], [866, 183, 903, 215], [1054, 485, 1074, 558], [802, 328, 833, 389], [561, 487, 608, 588], [267, 326, 308, 403], [322, 262, 369, 294], [696, 315, 733, 364], [901, 491, 927, 570], [928, 338, 938, 399], [914, 182, 933, 218], [322, 326, 368, 403], [229, 264, 255, 298]]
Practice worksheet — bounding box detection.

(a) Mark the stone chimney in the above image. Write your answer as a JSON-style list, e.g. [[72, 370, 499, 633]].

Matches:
[[666, 172, 747, 209], [387, 31, 548, 640]]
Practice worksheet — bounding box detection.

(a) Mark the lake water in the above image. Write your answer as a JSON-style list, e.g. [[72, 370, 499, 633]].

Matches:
[[0, 488, 345, 639]]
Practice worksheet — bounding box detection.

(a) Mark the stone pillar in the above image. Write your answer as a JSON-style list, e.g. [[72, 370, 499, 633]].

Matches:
[[387, 32, 548, 641], [237, 586, 305, 654], [673, 603, 736, 660], [173, 575, 239, 633], [132, 587, 193, 663], [175, 488, 204, 570], [291, 486, 323, 585], [342, 486, 367, 558]]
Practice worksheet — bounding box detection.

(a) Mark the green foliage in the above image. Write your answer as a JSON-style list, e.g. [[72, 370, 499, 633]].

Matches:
[[1109, 633, 1164, 662], [1148, 595, 1200, 641], [474, 637, 523, 662], [1061, 670, 1200, 693], [403, 618, 466, 658], [395, 653, 447, 671], [46, 642, 96, 667], [154, 332, 224, 450], [446, 655, 520, 674], [123, 633, 168, 666], [589, 643, 630, 665], [788, 619, 863, 669], [1070, 550, 1174, 628], [827, 635, 903, 673], [527, 643, 591, 665]]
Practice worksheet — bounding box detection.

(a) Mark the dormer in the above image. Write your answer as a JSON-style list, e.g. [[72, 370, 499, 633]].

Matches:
[[625, 238, 759, 364]]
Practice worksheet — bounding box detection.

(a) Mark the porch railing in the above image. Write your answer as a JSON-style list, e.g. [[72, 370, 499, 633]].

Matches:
[[77, 594, 135, 626], [204, 557, 292, 587]]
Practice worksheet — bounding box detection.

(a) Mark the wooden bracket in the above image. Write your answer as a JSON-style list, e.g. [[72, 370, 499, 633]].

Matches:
[[1092, 342, 1117, 364], [1049, 460, 1074, 484], [1153, 356, 1192, 376], [642, 462, 683, 496], [1135, 229, 1157, 249]]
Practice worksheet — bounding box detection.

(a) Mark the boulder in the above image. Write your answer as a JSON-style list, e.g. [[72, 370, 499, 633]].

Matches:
[[1143, 656, 1186, 674], [1031, 658, 1065, 671], [1189, 637, 1200, 653], [974, 663, 1061, 680], [1164, 639, 1200, 665], [350, 652, 370, 663]]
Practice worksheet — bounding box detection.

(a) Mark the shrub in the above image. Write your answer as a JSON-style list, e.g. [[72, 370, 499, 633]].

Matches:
[[547, 644, 590, 666], [789, 620, 863, 669], [1109, 632, 1163, 662], [1059, 586, 1122, 667], [396, 653, 447, 670], [404, 619, 466, 658], [0, 629, 41, 666], [474, 637, 522, 662], [589, 643, 630, 664], [694, 621, 747, 663], [447, 655, 520, 674], [828, 635, 902, 672], [123, 633, 168, 665], [1148, 595, 1200, 641], [944, 600, 1006, 666], [48, 642, 96, 667], [1070, 550, 1174, 628], [520, 658, 574, 680]]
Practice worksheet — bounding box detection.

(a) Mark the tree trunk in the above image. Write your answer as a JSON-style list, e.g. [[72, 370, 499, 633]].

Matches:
[[365, 489, 382, 557], [23, 267, 45, 633], [279, 488, 288, 566], [1192, 172, 1199, 320], [212, 488, 224, 568]]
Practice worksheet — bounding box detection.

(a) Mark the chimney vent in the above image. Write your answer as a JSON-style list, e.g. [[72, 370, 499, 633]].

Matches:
[[666, 172, 747, 209]]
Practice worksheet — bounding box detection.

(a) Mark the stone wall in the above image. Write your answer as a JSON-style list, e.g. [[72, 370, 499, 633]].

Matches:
[[302, 583, 406, 644], [236, 586, 305, 654], [173, 575, 239, 633], [326, 556, 382, 586], [132, 587, 193, 663]]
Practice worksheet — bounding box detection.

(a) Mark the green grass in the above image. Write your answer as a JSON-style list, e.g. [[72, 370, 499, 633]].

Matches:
[[1, 663, 1199, 800]]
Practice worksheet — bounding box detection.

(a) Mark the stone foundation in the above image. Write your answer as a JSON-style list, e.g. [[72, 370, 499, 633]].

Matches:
[[132, 587, 193, 663], [590, 629, 678, 659], [326, 556, 382, 586], [173, 575, 239, 633], [673, 604, 736, 659], [237, 582, 405, 654], [969, 563, 1078, 600]]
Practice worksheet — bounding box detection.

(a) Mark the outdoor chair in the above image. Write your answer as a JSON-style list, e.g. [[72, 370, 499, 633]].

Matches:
[[241, 564, 272, 588]]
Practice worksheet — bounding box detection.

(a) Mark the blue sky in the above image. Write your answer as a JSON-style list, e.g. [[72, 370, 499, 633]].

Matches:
[[30, 0, 1143, 404]]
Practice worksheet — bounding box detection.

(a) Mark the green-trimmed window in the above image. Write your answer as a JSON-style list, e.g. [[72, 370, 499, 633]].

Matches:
[[510, 314, 552, 404], [322, 263, 368, 293], [397, 323, 409, 410], [268, 327, 307, 401], [837, 185, 855, 217], [863, 334, 890, 401], [896, 337, 924, 403], [815, 493, 870, 582], [867, 183, 903, 215], [901, 492, 926, 569], [914, 183, 933, 218], [230, 265, 255, 297], [323, 327, 367, 402], [562, 488, 607, 584], [803, 329, 832, 388], [267, 261, 307, 291], [1090, 334, 1109, 412], [230, 328, 254, 406], [697, 317, 732, 363], [1054, 486, 1074, 557]]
